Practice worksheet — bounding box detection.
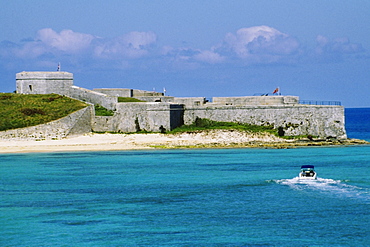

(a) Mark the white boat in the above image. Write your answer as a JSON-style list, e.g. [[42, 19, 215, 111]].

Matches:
[[299, 165, 317, 179]]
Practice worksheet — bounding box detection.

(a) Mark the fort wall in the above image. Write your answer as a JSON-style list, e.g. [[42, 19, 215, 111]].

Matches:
[[69, 86, 117, 110], [93, 88, 164, 97], [0, 105, 94, 140], [134, 96, 175, 103], [173, 97, 207, 107], [12, 71, 347, 139], [92, 103, 184, 133], [212, 96, 299, 105], [183, 105, 346, 138], [93, 88, 133, 97]]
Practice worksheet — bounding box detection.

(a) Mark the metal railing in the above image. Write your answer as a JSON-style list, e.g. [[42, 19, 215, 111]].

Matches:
[[299, 100, 341, 106]]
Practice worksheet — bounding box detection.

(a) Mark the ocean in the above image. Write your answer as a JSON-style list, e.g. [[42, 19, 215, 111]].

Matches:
[[1, 108, 369, 246]]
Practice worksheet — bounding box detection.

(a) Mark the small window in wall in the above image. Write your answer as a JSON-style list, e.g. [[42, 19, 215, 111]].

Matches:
[[29, 85, 33, 92]]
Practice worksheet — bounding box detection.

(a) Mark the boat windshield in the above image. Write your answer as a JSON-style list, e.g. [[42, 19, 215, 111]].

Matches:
[[301, 165, 315, 170]]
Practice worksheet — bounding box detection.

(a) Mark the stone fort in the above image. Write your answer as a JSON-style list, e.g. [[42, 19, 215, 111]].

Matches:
[[1, 71, 347, 140]]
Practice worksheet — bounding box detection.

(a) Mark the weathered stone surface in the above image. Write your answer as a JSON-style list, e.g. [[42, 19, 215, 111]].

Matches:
[[93, 88, 164, 97], [212, 96, 299, 106], [93, 88, 133, 97], [16, 71, 73, 95], [92, 103, 184, 133], [183, 105, 346, 139], [69, 86, 117, 110], [173, 97, 207, 107]]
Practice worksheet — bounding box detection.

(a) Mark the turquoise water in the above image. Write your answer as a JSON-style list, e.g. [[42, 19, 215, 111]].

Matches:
[[1, 108, 369, 246], [345, 108, 370, 142]]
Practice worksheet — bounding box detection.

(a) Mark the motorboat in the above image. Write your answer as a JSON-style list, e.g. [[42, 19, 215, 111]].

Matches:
[[299, 165, 317, 179]]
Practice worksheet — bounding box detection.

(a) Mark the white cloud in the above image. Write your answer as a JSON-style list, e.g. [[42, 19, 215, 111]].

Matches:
[[160, 46, 224, 67], [14, 42, 47, 58], [0, 26, 366, 74], [315, 35, 363, 55], [121, 31, 157, 49], [159, 26, 300, 66], [1, 29, 95, 59], [193, 50, 224, 64], [1, 28, 158, 63], [216, 26, 300, 63], [37, 28, 95, 53], [94, 31, 157, 59]]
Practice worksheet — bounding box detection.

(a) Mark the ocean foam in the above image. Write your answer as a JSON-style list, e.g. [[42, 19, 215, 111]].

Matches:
[[274, 177, 370, 202]]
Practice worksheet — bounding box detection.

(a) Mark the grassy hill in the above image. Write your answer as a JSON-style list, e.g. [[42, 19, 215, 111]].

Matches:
[[0, 93, 87, 131]]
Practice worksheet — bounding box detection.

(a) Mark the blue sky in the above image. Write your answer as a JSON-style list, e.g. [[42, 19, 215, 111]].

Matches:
[[1, 0, 369, 107]]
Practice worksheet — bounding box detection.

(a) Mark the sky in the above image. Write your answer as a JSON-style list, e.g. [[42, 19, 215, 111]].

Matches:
[[0, 0, 369, 107]]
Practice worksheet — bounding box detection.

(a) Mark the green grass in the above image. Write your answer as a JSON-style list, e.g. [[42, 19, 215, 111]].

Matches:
[[168, 117, 278, 135], [118, 97, 145, 102], [94, 105, 114, 116], [0, 93, 87, 131]]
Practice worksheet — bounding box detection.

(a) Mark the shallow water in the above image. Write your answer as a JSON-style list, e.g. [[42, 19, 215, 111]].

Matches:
[[1, 108, 369, 246]]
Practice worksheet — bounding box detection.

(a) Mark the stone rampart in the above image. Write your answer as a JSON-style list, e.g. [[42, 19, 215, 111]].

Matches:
[[134, 96, 175, 102], [173, 97, 207, 107], [212, 96, 299, 105], [69, 86, 117, 110], [92, 103, 184, 133], [93, 88, 164, 97], [183, 104, 346, 138], [93, 88, 133, 97], [0, 105, 94, 140], [132, 89, 164, 97]]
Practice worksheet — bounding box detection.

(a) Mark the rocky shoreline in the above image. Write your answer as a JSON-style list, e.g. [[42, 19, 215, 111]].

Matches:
[[0, 129, 368, 153], [150, 130, 369, 149], [156, 138, 369, 149]]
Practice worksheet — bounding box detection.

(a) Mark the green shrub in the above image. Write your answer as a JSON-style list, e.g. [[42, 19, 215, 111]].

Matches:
[[0, 95, 12, 100], [20, 108, 45, 116], [42, 95, 63, 102]]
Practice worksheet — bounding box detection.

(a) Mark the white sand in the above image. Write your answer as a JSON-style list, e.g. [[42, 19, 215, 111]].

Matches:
[[0, 130, 284, 153]]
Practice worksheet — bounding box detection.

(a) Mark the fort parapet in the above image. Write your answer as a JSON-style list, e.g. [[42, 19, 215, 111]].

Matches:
[[212, 95, 299, 105], [7, 71, 347, 140]]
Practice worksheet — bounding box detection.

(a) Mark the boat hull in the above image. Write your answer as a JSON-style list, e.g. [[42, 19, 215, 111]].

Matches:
[[299, 173, 317, 180]]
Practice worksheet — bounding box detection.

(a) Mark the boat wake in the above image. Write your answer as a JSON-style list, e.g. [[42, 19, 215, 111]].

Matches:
[[274, 177, 370, 202]]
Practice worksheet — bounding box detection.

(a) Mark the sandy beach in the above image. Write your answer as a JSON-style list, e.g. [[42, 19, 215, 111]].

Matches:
[[0, 130, 368, 154]]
